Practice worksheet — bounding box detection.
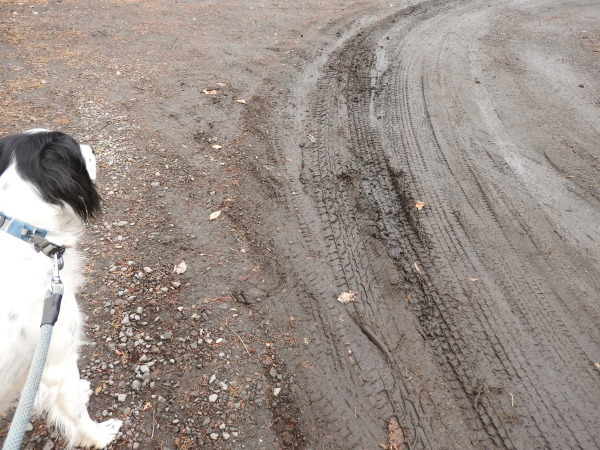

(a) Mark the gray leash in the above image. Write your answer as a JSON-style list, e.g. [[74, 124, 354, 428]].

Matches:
[[2, 254, 64, 450]]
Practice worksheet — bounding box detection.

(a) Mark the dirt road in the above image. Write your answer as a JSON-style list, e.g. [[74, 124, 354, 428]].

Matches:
[[1, 0, 599, 448]]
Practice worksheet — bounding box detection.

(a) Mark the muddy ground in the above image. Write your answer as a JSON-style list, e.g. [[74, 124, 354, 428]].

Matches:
[[1, 0, 599, 448]]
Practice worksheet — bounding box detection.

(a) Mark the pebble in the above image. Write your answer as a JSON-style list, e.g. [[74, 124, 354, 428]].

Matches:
[[208, 394, 218, 403], [117, 393, 127, 402], [210, 433, 219, 440]]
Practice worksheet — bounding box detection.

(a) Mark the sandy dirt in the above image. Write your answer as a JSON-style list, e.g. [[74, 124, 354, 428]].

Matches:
[[1, 0, 599, 448]]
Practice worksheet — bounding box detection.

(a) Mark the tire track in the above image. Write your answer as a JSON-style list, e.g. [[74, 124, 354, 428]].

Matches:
[[262, 0, 600, 448]]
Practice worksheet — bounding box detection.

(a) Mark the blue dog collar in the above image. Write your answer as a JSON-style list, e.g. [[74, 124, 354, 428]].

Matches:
[[0, 211, 48, 242]]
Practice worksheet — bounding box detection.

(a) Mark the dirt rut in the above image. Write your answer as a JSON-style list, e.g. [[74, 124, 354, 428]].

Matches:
[[240, 0, 600, 447]]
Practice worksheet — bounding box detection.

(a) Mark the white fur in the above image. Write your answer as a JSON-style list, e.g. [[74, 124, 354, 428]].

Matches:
[[0, 131, 121, 448]]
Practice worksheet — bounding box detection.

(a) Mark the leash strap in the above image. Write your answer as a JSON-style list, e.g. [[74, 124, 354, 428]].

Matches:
[[2, 255, 64, 450], [2, 324, 55, 450]]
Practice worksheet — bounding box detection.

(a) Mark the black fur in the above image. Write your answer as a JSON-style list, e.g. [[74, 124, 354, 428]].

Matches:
[[0, 131, 101, 221]]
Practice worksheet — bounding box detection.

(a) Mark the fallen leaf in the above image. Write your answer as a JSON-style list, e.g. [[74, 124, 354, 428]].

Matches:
[[211, 144, 222, 149], [415, 201, 425, 210], [235, 99, 247, 104], [387, 417, 405, 450], [209, 210, 221, 221], [202, 89, 218, 95], [337, 291, 357, 304], [173, 260, 187, 274]]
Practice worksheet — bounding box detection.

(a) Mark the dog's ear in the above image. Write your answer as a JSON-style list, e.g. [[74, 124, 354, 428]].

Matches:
[[0, 133, 17, 177], [14, 131, 102, 221]]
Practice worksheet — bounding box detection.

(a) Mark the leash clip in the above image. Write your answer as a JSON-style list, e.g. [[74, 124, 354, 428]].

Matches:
[[50, 253, 64, 292]]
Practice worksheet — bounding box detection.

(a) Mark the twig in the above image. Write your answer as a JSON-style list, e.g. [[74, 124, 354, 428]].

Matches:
[[226, 324, 252, 357], [151, 409, 156, 439]]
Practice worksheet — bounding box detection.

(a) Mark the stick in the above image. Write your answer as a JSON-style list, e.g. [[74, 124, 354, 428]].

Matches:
[[226, 324, 252, 358]]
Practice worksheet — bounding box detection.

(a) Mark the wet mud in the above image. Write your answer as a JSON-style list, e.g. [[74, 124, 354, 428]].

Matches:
[[237, 0, 600, 447]]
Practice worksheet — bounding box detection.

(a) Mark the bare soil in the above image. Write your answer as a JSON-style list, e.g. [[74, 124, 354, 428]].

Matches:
[[1, 0, 599, 449]]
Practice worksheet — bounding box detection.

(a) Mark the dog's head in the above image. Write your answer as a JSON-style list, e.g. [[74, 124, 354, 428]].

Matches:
[[0, 129, 101, 221]]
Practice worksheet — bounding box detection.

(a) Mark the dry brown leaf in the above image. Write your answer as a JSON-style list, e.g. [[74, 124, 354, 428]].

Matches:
[[337, 291, 357, 304], [415, 201, 425, 210], [209, 210, 221, 221], [387, 417, 405, 450], [202, 89, 218, 95]]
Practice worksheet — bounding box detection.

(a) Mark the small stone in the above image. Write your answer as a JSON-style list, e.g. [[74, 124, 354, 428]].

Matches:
[[117, 393, 127, 402], [223, 432, 231, 440], [210, 433, 219, 440], [273, 387, 281, 396], [208, 394, 218, 403], [131, 380, 142, 390]]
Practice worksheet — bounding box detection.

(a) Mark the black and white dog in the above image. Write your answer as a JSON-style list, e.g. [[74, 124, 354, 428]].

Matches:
[[0, 130, 122, 448]]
